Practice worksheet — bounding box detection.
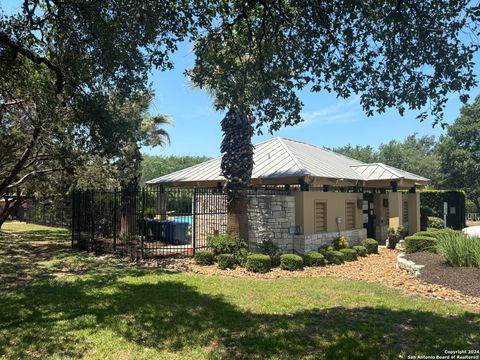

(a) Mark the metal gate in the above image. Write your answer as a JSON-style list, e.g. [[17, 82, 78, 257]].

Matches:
[[71, 187, 227, 258]]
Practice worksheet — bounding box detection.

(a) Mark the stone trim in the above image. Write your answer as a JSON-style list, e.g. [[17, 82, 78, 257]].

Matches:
[[294, 228, 367, 253], [396, 253, 424, 277]]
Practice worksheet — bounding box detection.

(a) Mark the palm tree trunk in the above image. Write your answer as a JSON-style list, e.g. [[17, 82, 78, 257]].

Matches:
[[226, 188, 249, 240], [220, 105, 254, 242]]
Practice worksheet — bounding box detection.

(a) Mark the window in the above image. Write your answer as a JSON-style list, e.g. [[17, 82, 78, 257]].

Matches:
[[314, 201, 327, 233], [346, 201, 355, 229], [403, 201, 409, 224]]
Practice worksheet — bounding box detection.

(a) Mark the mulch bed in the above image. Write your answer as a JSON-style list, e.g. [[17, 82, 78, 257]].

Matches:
[[405, 252, 480, 298], [139, 248, 480, 308]]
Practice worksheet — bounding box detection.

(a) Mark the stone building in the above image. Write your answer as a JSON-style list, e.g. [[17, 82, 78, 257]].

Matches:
[[147, 138, 428, 253]]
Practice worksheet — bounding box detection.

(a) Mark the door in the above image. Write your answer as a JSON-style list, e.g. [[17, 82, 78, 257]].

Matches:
[[363, 193, 375, 238]]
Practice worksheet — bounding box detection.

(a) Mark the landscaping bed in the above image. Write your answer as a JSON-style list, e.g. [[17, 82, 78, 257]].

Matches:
[[139, 248, 480, 308], [405, 251, 480, 298]]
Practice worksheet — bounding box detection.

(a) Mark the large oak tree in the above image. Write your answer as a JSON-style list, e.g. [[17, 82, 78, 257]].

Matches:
[[0, 1, 207, 227], [190, 0, 479, 238]]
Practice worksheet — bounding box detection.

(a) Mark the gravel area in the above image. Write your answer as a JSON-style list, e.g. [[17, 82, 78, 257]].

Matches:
[[140, 248, 480, 308], [405, 252, 480, 298]]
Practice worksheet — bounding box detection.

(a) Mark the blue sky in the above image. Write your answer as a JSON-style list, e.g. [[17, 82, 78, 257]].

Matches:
[[2, 0, 479, 157], [148, 41, 480, 157]]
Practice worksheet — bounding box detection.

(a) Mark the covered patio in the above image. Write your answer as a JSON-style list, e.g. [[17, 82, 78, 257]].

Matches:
[[147, 137, 429, 253]]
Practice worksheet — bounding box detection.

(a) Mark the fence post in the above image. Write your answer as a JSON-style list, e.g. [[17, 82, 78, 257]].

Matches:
[[192, 188, 197, 256], [140, 187, 145, 259], [71, 191, 75, 249], [91, 189, 95, 252], [113, 189, 117, 252]]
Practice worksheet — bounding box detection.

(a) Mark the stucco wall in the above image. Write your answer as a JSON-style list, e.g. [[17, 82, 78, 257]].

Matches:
[[194, 190, 418, 252], [294, 191, 363, 235]]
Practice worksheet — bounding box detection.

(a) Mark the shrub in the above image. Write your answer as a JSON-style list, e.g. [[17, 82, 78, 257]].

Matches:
[[362, 238, 378, 254], [428, 216, 445, 229], [143, 207, 156, 218], [397, 225, 405, 236], [388, 227, 396, 235], [332, 236, 349, 250], [420, 205, 435, 217], [246, 254, 271, 273], [207, 233, 248, 264], [318, 244, 334, 256], [280, 254, 304, 271], [325, 250, 345, 265], [340, 248, 357, 261], [436, 232, 480, 267], [217, 254, 236, 270], [257, 240, 281, 266], [352, 245, 367, 257], [304, 251, 325, 267], [194, 250, 214, 266], [404, 236, 437, 253]]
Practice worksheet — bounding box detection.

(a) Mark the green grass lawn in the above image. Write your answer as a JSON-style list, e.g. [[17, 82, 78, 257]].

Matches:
[[1, 222, 479, 359]]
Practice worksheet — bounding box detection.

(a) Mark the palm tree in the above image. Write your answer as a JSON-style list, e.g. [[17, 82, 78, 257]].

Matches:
[[118, 98, 172, 237], [220, 105, 254, 241]]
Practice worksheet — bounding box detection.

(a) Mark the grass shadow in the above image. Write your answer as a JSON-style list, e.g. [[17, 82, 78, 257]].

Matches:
[[0, 271, 479, 359], [1, 222, 479, 359]]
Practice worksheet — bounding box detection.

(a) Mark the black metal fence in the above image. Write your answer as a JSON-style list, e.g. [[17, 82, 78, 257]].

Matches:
[[25, 198, 71, 228], [71, 187, 228, 258]]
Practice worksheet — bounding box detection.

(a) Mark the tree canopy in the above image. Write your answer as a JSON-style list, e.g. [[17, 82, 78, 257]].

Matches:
[[333, 134, 441, 187], [438, 95, 480, 211], [0, 1, 203, 224], [191, 0, 480, 133]]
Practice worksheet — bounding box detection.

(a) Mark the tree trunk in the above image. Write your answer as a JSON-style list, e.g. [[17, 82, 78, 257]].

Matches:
[[474, 198, 480, 214], [119, 144, 142, 238], [0, 194, 24, 229], [227, 188, 249, 241], [120, 181, 137, 238], [220, 105, 254, 243]]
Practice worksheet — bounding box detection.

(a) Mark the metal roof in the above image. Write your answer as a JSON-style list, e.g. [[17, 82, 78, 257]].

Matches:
[[350, 163, 429, 182], [146, 137, 429, 186]]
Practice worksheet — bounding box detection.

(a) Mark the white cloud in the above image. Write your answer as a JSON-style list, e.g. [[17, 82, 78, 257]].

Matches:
[[300, 95, 361, 126]]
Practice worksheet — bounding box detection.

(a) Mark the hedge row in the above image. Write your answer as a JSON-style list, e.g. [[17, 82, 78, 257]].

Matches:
[[404, 228, 459, 253], [195, 239, 379, 272]]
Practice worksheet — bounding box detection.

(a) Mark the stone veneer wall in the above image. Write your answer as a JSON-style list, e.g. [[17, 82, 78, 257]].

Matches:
[[294, 229, 367, 253], [375, 225, 388, 245], [247, 195, 296, 252], [195, 193, 368, 254]]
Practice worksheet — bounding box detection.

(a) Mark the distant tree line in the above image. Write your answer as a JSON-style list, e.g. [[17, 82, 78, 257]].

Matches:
[[140, 155, 212, 186], [333, 95, 480, 213], [332, 134, 441, 187]]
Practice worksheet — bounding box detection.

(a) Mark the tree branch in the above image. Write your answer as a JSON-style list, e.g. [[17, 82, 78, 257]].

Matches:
[[0, 32, 63, 94]]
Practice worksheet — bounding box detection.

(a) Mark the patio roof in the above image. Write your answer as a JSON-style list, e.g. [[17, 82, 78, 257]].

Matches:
[[350, 163, 429, 182], [146, 137, 429, 188]]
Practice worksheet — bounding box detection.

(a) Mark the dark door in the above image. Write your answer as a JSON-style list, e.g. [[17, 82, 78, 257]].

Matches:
[[363, 193, 375, 238]]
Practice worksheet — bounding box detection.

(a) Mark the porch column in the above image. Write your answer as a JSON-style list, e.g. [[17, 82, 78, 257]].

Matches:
[[407, 192, 420, 235], [388, 192, 403, 229]]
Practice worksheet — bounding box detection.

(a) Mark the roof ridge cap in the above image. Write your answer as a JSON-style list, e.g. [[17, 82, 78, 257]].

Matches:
[[277, 138, 308, 175], [376, 162, 403, 178]]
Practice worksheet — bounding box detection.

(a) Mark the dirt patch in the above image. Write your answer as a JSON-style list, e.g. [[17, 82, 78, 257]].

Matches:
[[405, 252, 480, 298]]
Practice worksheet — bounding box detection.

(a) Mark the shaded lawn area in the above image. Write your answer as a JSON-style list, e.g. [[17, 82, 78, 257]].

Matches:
[[0, 222, 479, 359]]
